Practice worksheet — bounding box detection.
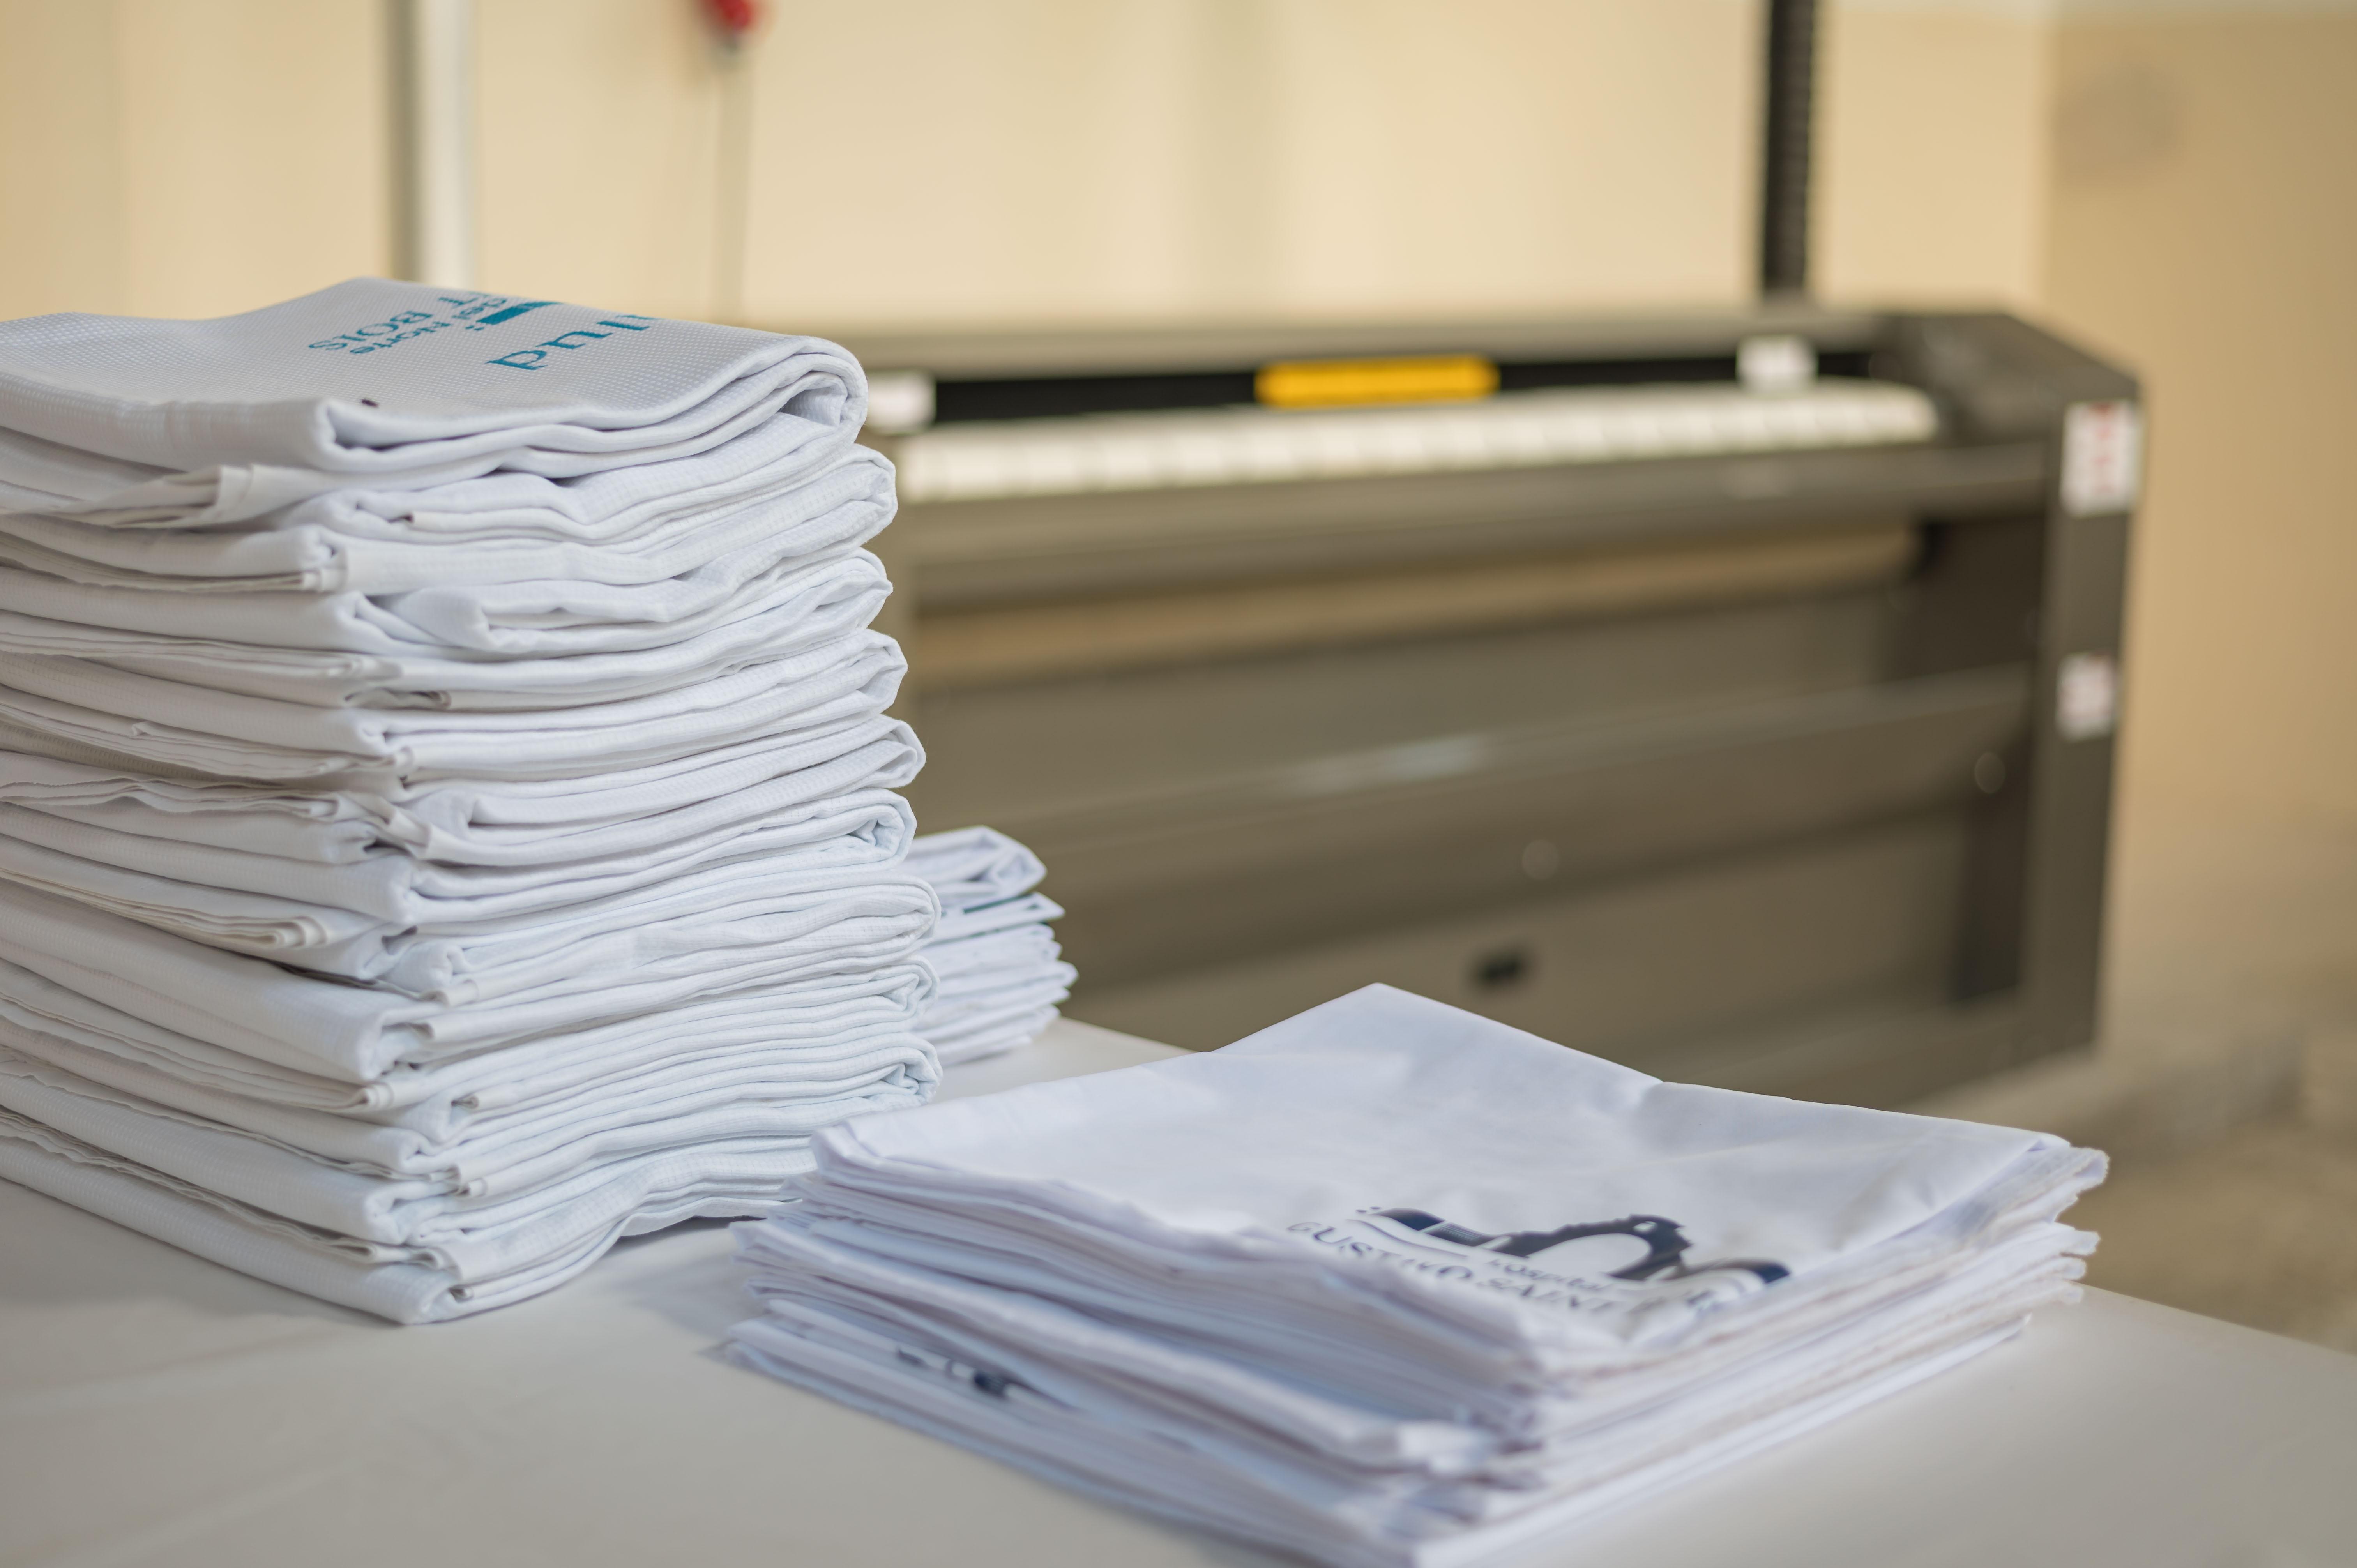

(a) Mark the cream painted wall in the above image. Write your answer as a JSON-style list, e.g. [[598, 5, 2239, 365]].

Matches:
[[2, 0, 2046, 328], [1815, 1, 2051, 307], [2041, 9, 2357, 822], [0, 0, 387, 321], [471, 0, 1761, 330], [0, 2, 127, 318]]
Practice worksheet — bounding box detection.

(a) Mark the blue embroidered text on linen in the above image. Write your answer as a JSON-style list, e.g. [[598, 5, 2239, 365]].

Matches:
[[300, 292, 658, 367]]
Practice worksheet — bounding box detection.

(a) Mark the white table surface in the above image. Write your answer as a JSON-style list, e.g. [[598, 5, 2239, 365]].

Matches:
[[4, 1017, 2355, 1568]]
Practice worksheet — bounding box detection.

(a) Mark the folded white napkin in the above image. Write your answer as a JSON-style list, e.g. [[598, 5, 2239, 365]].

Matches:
[[730, 985, 2103, 1568], [0, 397, 888, 598], [0, 785, 907, 925], [0, 629, 903, 782], [905, 825, 1048, 912], [0, 875, 936, 1082], [906, 827, 1071, 1063], [0, 831, 927, 997], [0, 1031, 928, 1240], [0, 550, 889, 711], [0, 1104, 824, 1323], [0, 950, 933, 1127], [0, 717, 920, 865], [0, 782, 910, 919], [0, 279, 864, 486]]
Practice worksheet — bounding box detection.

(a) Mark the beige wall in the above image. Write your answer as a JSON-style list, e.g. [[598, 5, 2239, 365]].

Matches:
[[0, 0, 387, 321], [2041, 8, 2357, 824], [1815, 1, 2052, 307], [473, 0, 1762, 330], [2, 0, 2048, 327]]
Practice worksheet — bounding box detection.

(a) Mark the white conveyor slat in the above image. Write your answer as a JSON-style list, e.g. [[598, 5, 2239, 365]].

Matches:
[[894, 380, 1941, 504]]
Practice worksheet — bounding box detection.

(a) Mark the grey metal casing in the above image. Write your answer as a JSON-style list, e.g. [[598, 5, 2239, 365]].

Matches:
[[845, 310, 2136, 1106]]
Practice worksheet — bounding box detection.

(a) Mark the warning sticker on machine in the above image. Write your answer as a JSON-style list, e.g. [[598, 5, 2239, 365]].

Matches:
[[2061, 400, 2143, 517]]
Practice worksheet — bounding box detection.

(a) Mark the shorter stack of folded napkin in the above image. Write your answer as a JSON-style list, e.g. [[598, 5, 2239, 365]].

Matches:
[[730, 984, 2104, 1568], [904, 826, 1073, 1065]]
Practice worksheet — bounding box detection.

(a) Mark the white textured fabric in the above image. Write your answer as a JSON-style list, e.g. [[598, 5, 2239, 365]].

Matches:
[[0, 549, 890, 709], [0, 876, 936, 1082], [0, 1105, 810, 1323], [0, 630, 903, 783], [0, 719, 921, 864], [0, 1034, 926, 1243], [0, 951, 932, 1126], [728, 985, 2103, 1568], [0, 281, 941, 1325], [0, 279, 864, 486], [906, 827, 1071, 1065], [0, 413, 891, 595], [0, 787, 911, 931], [0, 826, 927, 992], [906, 825, 1048, 913]]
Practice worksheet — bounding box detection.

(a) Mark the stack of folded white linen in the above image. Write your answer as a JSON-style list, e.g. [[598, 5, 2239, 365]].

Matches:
[[905, 825, 1074, 1065], [0, 280, 943, 1323], [731, 984, 2105, 1568]]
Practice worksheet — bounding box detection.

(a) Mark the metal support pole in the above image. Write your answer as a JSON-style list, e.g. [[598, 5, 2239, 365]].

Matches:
[[389, 0, 477, 288], [1759, 0, 1817, 299]]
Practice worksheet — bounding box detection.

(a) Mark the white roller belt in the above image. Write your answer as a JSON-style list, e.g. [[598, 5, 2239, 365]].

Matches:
[[895, 380, 1940, 504]]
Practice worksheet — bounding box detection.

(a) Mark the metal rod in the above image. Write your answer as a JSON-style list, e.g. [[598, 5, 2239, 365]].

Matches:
[[389, 0, 477, 288], [1759, 0, 1817, 299]]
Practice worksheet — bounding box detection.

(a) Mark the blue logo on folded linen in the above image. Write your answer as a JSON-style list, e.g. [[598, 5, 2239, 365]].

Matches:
[[484, 311, 657, 371], [301, 292, 664, 367], [474, 300, 556, 325]]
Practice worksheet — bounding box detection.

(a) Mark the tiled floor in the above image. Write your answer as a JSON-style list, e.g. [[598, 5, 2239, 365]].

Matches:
[[2073, 1118, 2357, 1353], [2060, 803, 2357, 1351]]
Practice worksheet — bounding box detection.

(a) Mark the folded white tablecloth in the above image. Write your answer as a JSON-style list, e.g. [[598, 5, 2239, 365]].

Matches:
[[0, 786, 908, 926], [0, 280, 864, 487], [906, 825, 1048, 913], [0, 717, 921, 863], [0, 1105, 821, 1323], [0, 876, 936, 1082], [0, 442, 892, 622], [0, 951, 933, 1126], [0, 835, 932, 999], [730, 985, 2103, 1568], [906, 827, 1071, 1064], [0, 629, 903, 782]]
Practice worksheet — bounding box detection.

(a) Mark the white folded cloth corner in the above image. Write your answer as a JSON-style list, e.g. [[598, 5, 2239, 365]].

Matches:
[[906, 826, 1071, 1064]]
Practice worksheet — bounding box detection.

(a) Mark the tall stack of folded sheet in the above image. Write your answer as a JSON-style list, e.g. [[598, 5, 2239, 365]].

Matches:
[[905, 826, 1074, 1065], [0, 280, 943, 1323], [731, 985, 2106, 1568]]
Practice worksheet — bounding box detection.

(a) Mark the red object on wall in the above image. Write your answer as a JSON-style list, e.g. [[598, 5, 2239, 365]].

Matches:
[[700, 0, 760, 45]]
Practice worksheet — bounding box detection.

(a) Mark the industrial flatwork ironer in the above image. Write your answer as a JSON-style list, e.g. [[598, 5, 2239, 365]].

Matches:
[[846, 310, 2137, 1106]]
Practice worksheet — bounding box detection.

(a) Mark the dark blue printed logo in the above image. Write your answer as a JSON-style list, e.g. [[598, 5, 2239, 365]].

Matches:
[[1367, 1208, 1790, 1285]]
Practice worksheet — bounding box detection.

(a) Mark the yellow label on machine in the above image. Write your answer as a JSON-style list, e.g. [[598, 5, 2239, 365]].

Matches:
[[1254, 355, 1499, 410]]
